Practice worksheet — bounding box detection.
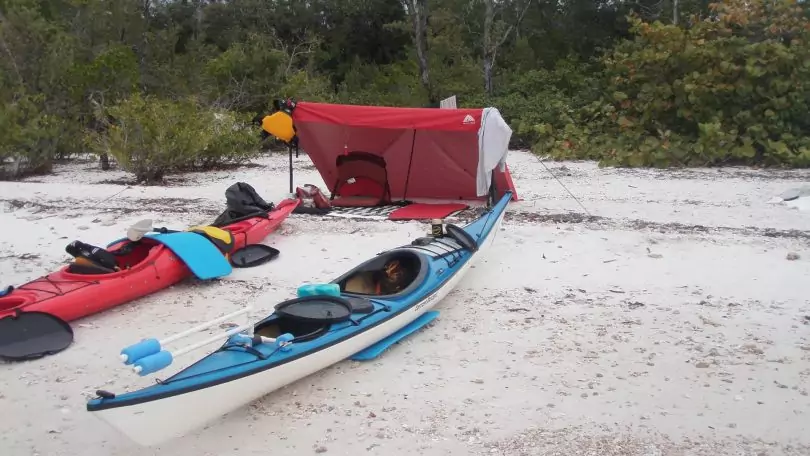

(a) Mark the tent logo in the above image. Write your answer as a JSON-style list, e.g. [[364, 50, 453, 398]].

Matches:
[[462, 114, 475, 125]]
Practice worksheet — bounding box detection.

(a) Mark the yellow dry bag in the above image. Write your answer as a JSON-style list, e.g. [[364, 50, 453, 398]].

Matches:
[[187, 225, 235, 255], [262, 111, 295, 143]]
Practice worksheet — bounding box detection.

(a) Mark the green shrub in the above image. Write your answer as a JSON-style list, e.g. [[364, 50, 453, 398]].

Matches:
[[537, 0, 810, 168], [0, 94, 63, 179], [464, 57, 602, 149], [87, 93, 261, 183], [337, 57, 429, 107]]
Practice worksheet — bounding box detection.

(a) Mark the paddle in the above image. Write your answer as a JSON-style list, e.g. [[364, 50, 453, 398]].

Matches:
[[117, 306, 293, 376], [229, 244, 280, 268], [0, 311, 74, 361], [126, 219, 153, 241], [125, 219, 182, 243]]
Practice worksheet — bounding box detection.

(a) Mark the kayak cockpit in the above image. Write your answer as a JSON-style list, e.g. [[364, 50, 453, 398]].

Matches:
[[254, 314, 331, 343], [333, 250, 428, 298], [64, 239, 160, 275], [253, 293, 377, 344]]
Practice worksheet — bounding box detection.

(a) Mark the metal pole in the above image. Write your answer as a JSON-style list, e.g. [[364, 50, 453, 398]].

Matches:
[[288, 144, 294, 194]]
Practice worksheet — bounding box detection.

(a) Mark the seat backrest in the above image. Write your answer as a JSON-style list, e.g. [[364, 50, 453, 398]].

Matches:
[[65, 240, 119, 271], [67, 257, 117, 275]]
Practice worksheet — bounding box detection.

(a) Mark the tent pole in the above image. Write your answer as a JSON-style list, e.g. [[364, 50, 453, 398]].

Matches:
[[401, 130, 417, 202], [487, 176, 496, 208], [288, 143, 294, 194]]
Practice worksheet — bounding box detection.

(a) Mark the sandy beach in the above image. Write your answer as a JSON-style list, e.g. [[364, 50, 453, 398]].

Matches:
[[1, 149, 809, 456]]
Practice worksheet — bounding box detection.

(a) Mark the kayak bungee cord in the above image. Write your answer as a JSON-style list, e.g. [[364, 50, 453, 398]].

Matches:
[[14, 276, 97, 302], [406, 238, 464, 268]]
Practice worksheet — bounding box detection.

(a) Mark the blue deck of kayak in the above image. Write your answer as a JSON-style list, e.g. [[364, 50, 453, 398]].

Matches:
[[86, 192, 510, 410]]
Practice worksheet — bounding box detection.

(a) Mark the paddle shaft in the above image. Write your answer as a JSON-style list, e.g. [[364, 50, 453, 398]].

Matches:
[[173, 327, 284, 358], [131, 324, 287, 375], [160, 307, 253, 346], [172, 323, 254, 357]]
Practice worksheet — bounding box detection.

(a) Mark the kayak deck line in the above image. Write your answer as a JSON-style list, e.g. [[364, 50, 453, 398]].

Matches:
[[84, 191, 512, 446], [11, 275, 100, 302]]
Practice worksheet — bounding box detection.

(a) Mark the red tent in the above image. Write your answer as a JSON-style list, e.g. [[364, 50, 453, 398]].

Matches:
[[291, 101, 519, 203]]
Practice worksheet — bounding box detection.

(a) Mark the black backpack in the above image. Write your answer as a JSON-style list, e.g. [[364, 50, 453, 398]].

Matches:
[[212, 182, 276, 226]]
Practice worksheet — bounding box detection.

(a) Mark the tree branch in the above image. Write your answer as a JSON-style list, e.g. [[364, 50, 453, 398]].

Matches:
[[0, 11, 24, 86], [495, 0, 534, 50]]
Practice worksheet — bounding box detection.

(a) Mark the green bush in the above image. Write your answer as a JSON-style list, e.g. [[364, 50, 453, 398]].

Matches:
[[86, 93, 261, 183], [0, 94, 63, 179], [537, 0, 810, 168], [464, 57, 602, 149], [337, 56, 429, 107]]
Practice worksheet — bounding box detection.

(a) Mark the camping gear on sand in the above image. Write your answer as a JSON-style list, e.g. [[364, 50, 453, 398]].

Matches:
[[387, 202, 469, 221], [0, 311, 74, 361], [229, 244, 280, 268], [85, 191, 511, 447], [277, 101, 519, 204], [0, 183, 298, 360], [292, 183, 332, 215]]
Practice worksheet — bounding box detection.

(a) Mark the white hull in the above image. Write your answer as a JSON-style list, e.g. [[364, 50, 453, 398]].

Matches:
[[92, 209, 505, 446]]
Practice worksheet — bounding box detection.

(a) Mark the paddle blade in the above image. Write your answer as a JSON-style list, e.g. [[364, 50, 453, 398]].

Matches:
[[0, 312, 74, 361], [229, 244, 280, 268], [127, 219, 153, 241]]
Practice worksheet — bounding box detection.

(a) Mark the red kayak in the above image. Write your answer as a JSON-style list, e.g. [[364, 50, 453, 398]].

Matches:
[[0, 196, 298, 323]]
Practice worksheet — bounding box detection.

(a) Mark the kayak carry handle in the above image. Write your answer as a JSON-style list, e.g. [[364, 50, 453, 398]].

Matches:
[[120, 306, 254, 364]]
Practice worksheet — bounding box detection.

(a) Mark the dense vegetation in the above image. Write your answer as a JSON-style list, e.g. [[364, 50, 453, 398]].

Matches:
[[1, 0, 808, 181]]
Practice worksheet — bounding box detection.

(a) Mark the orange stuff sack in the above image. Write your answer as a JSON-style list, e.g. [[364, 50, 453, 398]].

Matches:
[[261, 111, 295, 143]]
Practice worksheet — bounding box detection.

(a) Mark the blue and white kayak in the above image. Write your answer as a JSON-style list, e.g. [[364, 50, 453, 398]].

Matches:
[[86, 191, 511, 446]]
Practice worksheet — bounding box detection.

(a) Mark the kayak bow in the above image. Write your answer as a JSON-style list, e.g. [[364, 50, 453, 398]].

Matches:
[[86, 191, 510, 446]]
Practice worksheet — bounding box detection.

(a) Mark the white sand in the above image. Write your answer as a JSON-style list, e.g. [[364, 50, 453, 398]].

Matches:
[[1, 150, 809, 456]]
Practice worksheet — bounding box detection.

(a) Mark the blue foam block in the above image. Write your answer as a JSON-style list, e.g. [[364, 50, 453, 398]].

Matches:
[[133, 350, 174, 376], [144, 232, 232, 280], [350, 311, 440, 361], [120, 338, 161, 365], [297, 283, 340, 298]]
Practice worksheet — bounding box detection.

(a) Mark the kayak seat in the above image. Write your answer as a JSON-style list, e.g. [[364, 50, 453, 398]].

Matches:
[[334, 250, 426, 298], [66, 239, 160, 275], [67, 257, 117, 275], [254, 316, 330, 343], [65, 240, 120, 275], [331, 152, 392, 207]]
